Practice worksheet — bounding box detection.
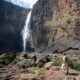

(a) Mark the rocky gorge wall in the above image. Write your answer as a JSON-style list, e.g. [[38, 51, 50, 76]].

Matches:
[[31, 0, 80, 54], [0, 1, 30, 52]]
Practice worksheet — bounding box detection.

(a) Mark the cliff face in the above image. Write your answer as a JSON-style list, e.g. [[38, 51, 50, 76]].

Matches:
[[0, 1, 30, 52], [31, 0, 80, 53]]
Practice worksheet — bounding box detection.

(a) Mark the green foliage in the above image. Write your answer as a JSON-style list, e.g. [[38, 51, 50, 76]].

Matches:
[[0, 53, 16, 65], [30, 67, 44, 74], [37, 61, 44, 68], [25, 59, 34, 66], [67, 57, 80, 71], [37, 55, 51, 68], [11, 56, 21, 64], [12, 58, 34, 68], [72, 62, 80, 71], [52, 57, 62, 66], [20, 59, 34, 68], [52, 56, 80, 71]]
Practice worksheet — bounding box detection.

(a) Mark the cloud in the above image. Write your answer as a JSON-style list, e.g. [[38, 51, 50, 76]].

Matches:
[[5, 0, 38, 8]]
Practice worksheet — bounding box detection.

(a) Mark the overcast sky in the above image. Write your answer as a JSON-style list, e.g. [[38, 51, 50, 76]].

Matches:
[[5, 0, 38, 8]]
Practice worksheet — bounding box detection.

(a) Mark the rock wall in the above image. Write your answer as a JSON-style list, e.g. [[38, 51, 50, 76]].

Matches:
[[0, 1, 30, 52], [31, 0, 80, 54]]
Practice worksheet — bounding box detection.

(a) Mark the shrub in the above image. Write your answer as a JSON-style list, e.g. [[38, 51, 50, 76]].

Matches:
[[36, 55, 51, 68], [25, 59, 34, 66], [52, 57, 62, 66], [30, 67, 44, 74], [0, 53, 16, 65], [72, 62, 80, 71], [11, 56, 21, 64], [17, 59, 35, 68], [52, 56, 80, 71], [67, 57, 80, 71]]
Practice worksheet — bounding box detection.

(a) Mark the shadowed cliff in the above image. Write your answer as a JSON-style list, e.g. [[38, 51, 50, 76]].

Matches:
[[0, 0, 30, 52]]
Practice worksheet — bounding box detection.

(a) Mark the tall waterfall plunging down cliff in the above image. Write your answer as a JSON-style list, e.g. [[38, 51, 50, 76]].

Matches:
[[22, 0, 38, 53], [22, 11, 31, 52]]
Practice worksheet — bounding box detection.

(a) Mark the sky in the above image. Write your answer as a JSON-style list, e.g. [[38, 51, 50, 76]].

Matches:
[[5, 0, 38, 8]]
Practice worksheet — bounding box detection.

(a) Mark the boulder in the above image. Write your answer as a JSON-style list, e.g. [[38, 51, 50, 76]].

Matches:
[[44, 62, 53, 69]]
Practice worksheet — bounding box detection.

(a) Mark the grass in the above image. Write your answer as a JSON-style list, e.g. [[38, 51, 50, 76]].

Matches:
[[30, 67, 45, 74]]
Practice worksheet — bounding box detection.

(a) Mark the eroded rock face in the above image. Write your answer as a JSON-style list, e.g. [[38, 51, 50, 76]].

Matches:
[[0, 1, 30, 52], [31, 0, 80, 53]]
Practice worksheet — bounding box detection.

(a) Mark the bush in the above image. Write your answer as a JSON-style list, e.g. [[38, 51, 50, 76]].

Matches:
[[30, 67, 44, 74], [11, 56, 21, 65], [36, 55, 51, 68], [52, 56, 80, 71], [0, 53, 16, 65], [17, 59, 35, 68], [25, 59, 34, 66], [67, 57, 80, 71], [72, 62, 80, 71], [52, 57, 62, 66]]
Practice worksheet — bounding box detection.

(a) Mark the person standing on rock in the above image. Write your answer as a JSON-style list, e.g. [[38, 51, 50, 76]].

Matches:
[[61, 54, 69, 75]]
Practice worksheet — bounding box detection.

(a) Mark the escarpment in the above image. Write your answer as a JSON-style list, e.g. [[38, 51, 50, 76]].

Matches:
[[0, 1, 30, 52], [30, 0, 80, 54]]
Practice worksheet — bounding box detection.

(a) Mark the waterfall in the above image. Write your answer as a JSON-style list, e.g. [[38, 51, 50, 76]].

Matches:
[[21, 0, 38, 53], [22, 11, 32, 52]]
